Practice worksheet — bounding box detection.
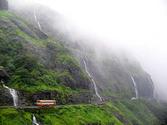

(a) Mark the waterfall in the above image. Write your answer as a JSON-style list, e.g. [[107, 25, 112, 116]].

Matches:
[[3, 84, 18, 107], [32, 114, 39, 125], [83, 58, 102, 101], [34, 9, 42, 31], [131, 76, 139, 99]]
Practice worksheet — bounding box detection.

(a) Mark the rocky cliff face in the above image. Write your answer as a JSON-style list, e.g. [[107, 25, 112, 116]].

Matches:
[[0, 5, 155, 107], [72, 49, 154, 100], [0, 4, 166, 125], [0, 87, 13, 106], [21, 6, 154, 100], [0, 11, 93, 106], [0, 0, 8, 10], [10, 5, 155, 100]]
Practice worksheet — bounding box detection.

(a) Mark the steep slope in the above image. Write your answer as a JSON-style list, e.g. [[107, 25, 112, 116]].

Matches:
[[0, 5, 165, 125], [0, 11, 92, 106], [78, 51, 154, 99], [0, 100, 161, 125], [15, 5, 154, 100]]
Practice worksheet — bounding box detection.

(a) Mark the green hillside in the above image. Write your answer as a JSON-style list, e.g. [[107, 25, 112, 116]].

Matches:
[[0, 11, 92, 105], [0, 9, 166, 125]]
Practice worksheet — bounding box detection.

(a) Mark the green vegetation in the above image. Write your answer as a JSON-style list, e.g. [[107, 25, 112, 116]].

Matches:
[[0, 10, 165, 125], [0, 11, 87, 93], [38, 105, 123, 125], [0, 105, 122, 125], [0, 10, 90, 104], [0, 108, 32, 125], [0, 11, 14, 19], [0, 100, 162, 125], [112, 100, 159, 125]]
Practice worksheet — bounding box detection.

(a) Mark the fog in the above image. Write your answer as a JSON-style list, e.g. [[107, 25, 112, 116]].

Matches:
[[9, 0, 167, 101]]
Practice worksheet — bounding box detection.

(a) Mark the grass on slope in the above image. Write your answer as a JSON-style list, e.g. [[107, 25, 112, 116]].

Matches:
[[0, 10, 88, 95], [0, 108, 31, 125], [0, 104, 124, 125], [112, 99, 159, 125], [38, 104, 123, 125], [0, 100, 161, 125]]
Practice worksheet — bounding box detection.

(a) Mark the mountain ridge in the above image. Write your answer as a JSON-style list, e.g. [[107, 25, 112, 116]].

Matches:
[[0, 3, 166, 125]]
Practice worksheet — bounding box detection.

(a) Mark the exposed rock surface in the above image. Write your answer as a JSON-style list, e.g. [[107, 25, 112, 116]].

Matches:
[[0, 12, 93, 106], [0, 66, 9, 82], [10, 6, 155, 100], [134, 74, 154, 98], [0, 87, 13, 106], [84, 56, 154, 99], [0, 7, 154, 108], [0, 88, 92, 106], [0, 0, 8, 10], [24, 6, 155, 99]]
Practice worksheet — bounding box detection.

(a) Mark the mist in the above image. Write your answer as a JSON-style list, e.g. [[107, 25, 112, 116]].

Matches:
[[8, 0, 167, 101]]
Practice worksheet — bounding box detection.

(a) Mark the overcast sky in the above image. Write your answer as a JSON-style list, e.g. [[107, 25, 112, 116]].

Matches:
[[10, 0, 167, 100]]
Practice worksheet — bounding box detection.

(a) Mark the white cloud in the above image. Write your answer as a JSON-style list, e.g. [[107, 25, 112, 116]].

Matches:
[[10, 0, 167, 100]]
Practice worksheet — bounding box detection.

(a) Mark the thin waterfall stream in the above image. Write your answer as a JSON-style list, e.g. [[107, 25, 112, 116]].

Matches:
[[3, 84, 18, 107], [131, 76, 139, 100], [32, 114, 39, 125], [83, 58, 102, 101], [34, 9, 42, 31]]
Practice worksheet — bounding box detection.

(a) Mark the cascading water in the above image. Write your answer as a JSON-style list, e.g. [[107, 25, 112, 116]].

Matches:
[[32, 114, 39, 125], [3, 84, 18, 107], [83, 58, 102, 101], [131, 76, 139, 100], [34, 9, 42, 31]]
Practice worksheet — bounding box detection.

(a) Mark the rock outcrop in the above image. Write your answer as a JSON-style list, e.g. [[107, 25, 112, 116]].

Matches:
[[0, 87, 13, 106], [0, 66, 9, 82], [0, 11, 93, 106], [0, 0, 8, 10], [13, 6, 155, 100], [0, 6, 155, 107]]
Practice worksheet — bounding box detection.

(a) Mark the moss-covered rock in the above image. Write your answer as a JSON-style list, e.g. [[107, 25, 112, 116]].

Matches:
[[18, 6, 155, 100], [0, 11, 92, 106]]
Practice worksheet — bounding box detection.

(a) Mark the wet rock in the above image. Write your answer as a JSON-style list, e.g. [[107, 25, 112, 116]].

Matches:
[[10, 18, 36, 38], [33, 27, 48, 39], [0, 87, 13, 106], [134, 74, 154, 98], [68, 91, 92, 104], [16, 90, 92, 106], [0, 66, 9, 82], [0, 0, 8, 10]]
